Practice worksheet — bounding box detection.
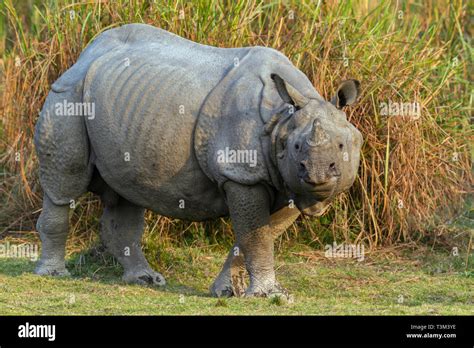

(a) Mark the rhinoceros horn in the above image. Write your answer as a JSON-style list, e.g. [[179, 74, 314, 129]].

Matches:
[[306, 118, 330, 147]]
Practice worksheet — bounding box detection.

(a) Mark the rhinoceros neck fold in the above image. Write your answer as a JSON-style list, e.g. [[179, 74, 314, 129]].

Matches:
[[262, 110, 293, 192], [193, 49, 255, 183]]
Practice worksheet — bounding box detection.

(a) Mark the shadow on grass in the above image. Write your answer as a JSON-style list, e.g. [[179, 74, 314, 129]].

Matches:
[[0, 257, 37, 276], [67, 244, 212, 297], [0, 245, 212, 298]]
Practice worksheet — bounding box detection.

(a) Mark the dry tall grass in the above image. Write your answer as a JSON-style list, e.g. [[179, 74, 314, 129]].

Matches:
[[1, 0, 472, 251]]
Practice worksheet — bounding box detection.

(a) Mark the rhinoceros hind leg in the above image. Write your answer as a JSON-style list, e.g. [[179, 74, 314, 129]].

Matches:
[[99, 193, 165, 286], [35, 194, 71, 277]]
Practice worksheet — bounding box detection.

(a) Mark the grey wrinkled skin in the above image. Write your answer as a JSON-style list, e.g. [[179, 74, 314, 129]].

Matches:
[[34, 23, 363, 298]]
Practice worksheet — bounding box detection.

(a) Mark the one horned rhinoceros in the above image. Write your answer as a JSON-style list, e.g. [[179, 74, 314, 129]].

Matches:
[[34, 23, 363, 298]]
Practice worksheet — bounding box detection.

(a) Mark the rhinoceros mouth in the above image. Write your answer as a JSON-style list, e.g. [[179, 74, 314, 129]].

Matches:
[[299, 178, 336, 190], [309, 189, 333, 197], [297, 176, 337, 196]]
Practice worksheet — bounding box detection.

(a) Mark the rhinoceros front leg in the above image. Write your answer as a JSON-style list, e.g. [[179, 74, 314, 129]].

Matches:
[[100, 196, 165, 286], [219, 181, 291, 298], [210, 244, 246, 297], [210, 206, 300, 297]]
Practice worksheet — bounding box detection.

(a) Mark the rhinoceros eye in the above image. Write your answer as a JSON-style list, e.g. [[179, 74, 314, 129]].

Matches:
[[294, 143, 300, 150], [339, 143, 344, 150]]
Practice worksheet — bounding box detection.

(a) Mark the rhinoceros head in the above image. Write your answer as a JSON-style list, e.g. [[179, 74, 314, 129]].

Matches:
[[271, 77, 363, 216]]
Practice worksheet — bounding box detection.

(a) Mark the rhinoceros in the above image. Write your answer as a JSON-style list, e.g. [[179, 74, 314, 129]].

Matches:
[[34, 23, 363, 298]]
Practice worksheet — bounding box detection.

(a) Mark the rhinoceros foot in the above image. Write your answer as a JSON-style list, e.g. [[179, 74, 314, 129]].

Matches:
[[210, 271, 248, 298], [122, 269, 166, 287], [34, 261, 71, 277], [210, 281, 234, 298], [245, 281, 293, 303]]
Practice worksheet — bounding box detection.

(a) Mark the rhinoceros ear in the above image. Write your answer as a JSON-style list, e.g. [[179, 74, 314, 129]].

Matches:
[[271, 73, 309, 108], [331, 79, 360, 109]]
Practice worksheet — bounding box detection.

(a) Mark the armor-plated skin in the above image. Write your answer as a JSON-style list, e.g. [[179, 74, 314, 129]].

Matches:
[[34, 24, 363, 297]]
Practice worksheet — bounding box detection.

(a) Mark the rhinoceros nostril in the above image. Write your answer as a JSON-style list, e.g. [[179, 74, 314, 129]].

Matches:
[[328, 162, 341, 177]]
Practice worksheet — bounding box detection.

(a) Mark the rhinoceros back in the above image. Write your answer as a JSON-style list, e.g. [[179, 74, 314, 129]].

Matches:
[[82, 24, 252, 219], [35, 24, 188, 205]]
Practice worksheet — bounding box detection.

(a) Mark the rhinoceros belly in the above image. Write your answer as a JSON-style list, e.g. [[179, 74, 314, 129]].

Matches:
[[83, 46, 232, 220]]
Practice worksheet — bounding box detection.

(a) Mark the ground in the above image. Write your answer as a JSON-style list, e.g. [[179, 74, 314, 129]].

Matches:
[[0, 244, 472, 315]]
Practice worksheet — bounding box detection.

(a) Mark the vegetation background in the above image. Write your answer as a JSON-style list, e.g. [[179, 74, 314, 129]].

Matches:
[[0, 0, 472, 314]]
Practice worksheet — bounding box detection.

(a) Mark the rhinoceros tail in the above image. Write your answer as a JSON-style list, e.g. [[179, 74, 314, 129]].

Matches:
[[34, 84, 94, 205]]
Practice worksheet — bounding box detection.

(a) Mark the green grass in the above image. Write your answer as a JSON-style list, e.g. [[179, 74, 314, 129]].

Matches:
[[0, 245, 472, 315]]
